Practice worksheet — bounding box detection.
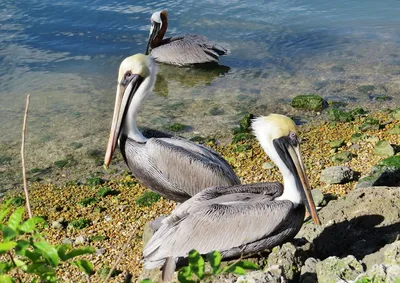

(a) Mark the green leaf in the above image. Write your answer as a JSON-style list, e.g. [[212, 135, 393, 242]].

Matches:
[[0, 274, 14, 283], [236, 260, 259, 270], [57, 245, 68, 261], [14, 259, 28, 272], [0, 207, 11, 224], [206, 250, 222, 274], [0, 242, 17, 254], [139, 280, 153, 283], [19, 217, 45, 233], [15, 240, 29, 256], [33, 241, 59, 266], [0, 262, 14, 274], [177, 266, 195, 283], [224, 264, 246, 275], [7, 207, 24, 230], [63, 247, 95, 261], [72, 260, 94, 276], [26, 263, 56, 282], [188, 249, 205, 279], [24, 250, 41, 263], [2, 226, 17, 242]]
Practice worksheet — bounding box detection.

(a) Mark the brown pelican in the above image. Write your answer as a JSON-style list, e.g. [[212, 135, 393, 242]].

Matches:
[[104, 54, 240, 202], [145, 10, 228, 66], [143, 114, 321, 281]]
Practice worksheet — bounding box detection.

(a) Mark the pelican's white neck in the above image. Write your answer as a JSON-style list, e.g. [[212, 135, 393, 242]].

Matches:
[[121, 75, 155, 143], [252, 118, 302, 206]]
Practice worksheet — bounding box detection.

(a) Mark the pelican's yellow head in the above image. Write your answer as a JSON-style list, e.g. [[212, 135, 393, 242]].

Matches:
[[252, 113, 320, 225], [118, 54, 150, 84]]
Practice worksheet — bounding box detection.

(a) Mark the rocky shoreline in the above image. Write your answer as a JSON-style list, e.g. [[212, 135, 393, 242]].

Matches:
[[1, 107, 400, 282]]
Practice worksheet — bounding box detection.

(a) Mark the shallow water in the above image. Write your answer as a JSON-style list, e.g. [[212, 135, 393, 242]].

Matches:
[[1, 0, 400, 189]]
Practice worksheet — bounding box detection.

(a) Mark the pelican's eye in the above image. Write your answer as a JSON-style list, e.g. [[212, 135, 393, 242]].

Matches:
[[121, 71, 134, 86], [288, 131, 299, 146]]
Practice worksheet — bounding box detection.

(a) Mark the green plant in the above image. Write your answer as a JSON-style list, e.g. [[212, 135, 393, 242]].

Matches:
[[68, 218, 91, 229], [78, 197, 98, 207], [136, 192, 161, 207], [0, 200, 94, 282], [96, 187, 119, 197], [140, 250, 258, 283]]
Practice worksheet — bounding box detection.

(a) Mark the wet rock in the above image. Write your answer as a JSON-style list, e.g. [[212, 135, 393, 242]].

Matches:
[[327, 108, 354, 122], [320, 166, 354, 184], [236, 266, 287, 283], [357, 84, 375, 94], [329, 140, 345, 149], [331, 151, 352, 163], [291, 94, 326, 111], [267, 240, 312, 282], [316, 255, 364, 283], [311, 190, 324, 207], [373, 140, 394, 157], [298, 187, 400, 265], [388, 125, 400, 135], [299, 258, 318, 283], [356, 156, 400, 188]]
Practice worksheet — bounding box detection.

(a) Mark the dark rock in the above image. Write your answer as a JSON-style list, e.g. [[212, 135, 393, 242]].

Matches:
[[291, 94, 326, 111], [320, 166, 354, 184], [356, 156, 400, 188]]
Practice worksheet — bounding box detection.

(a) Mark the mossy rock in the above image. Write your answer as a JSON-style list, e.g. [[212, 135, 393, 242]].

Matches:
[[350, 107, 367, 116], [360, 118, 380, 132], [86, 177, 104, 186], [97, 187, 120, 197], [373, 95, 391, 101], [379, 155, 400, 168], [54, 159, 69, 168], [327, 108, 354, 122], [373, 141, 394, 157], [357, 85, 375, 94], [78, 197, 98, 206], [90, 235, 109, 242], [331, 151, 353, 163], [392, 108, 400, 120], [239, 114, 254, 132], [70, 142, 83, 149], [136, 191, 161, 207], [0, 155, 12, 165], [209, 106, 224, 116], [388, 125, 400, 135], [68, 218, 91, 229], [167, 123, 185, 132], [291, 94, 325, 111], [233, 144, 252, 153], [330, 65, 345, 73], [351, 133, 363, 142], [329, 140, 345, 149]]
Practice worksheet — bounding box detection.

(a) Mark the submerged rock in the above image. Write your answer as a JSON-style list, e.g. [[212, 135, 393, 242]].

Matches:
[[316, 255, 364, 283], [291, 94, 325, 111], [320, 166, 354, 184]]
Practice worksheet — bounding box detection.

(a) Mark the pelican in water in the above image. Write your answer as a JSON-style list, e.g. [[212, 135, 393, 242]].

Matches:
[[145, 10, 228, 66], [143, 114, 321, 281], [104, 54, 240, 202]]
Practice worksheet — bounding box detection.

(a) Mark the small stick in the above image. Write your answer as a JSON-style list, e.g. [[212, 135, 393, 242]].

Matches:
[[103, 226, 137, 283], [21, 94, 33, 219]]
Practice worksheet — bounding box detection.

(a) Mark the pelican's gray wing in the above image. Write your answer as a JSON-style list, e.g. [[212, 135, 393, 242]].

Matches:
[[150, 34, 228, 66], [143, 183, 291, 268], [146, 137, 241, 196]]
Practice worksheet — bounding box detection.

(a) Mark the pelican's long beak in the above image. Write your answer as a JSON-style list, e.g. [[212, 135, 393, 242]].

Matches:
[[145, 22, 161, 55], [274, 138, 321, 225], [104, 74, 143, 167]]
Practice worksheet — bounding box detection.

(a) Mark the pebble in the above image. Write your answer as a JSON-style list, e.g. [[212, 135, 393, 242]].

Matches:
[[74, 235, 87, 245]]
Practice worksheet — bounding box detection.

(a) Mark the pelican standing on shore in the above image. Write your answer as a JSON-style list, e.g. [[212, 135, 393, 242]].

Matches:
[[143, 114, 321, 281], [145, 10, 228, 66], [104, 54, 240, 202]]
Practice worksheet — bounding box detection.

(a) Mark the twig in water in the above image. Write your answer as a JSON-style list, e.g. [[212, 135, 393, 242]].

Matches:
[[103, 225, 138, 283], [21, 94, 33, 219]]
